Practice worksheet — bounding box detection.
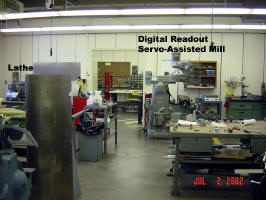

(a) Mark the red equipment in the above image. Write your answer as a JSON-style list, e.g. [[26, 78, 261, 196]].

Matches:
[[73, 97, 88, 124], [144, 93, 152, 131], [104, 72, 113, 100]]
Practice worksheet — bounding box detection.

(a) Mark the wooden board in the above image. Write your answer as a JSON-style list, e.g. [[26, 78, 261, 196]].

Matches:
[[98, 62, 130, 77], [98, 62, 131, 87]]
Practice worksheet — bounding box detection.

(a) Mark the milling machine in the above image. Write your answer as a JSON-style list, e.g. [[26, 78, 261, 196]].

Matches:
[[146, 53, 196, 138], [0, 118, 38, 200]]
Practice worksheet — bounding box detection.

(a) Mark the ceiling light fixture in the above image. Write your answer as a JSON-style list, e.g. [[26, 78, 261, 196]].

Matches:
[[0, 8, 265, 20], [1, 24, 266, 33]]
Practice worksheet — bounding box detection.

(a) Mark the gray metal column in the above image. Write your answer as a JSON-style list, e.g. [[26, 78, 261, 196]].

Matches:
[[26, 75, 73, 200]]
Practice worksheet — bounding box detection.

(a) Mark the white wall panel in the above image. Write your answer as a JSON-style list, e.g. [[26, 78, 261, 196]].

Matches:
[[222, 33, 243, 98], [38, 35, 57, 62], [125, 51, 138, 67], [95, 34, 115, 48], [0, 35, 4, 98], [57, 35, 76, 62], [3, 36, 20, 86], [243, 34, 264, 95], [116, 33, 137, 48], [20, 36, 33, 81], [76, 34, 89, 80], [264, 34, 266, 83], [102, 51, 114, 61], [114, 51, 126, 62], [89, 34, 96, 49], [33, 35, 39, 63]]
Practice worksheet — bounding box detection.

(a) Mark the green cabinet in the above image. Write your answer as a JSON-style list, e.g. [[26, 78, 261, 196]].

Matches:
[[226, 100, 266, 120]]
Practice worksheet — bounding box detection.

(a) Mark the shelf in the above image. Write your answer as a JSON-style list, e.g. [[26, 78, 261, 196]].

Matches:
[[192, 67, 216, 70], [189, 75, 216, 78], [180, 159, 253, 165], [17, 156, 27, 162], [186, 85, 215, 89], [188, 60, 217, 89]]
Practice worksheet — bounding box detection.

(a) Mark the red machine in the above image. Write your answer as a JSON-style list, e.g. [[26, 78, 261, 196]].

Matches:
[[144, 93, 152, 131], [104, 72, 113, 100]]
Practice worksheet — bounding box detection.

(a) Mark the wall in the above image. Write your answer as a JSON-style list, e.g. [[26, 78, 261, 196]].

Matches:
[[1, 31, 266, 116], [0, 33, 4, 98]]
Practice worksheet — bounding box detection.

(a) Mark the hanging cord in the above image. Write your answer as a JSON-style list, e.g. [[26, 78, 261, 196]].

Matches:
[[50, 14, 53, 56], [210, 0, 215, 48]]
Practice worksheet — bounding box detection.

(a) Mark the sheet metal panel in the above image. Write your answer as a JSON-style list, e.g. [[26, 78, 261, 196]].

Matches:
[[26, 75, 73, 200]]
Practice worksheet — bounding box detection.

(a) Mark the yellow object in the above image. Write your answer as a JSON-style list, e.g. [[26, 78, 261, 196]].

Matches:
[[125, 120, 138, 125], [127, 98, 139, 101], [212, 138, 221, 144], [225, 85, 233, 96], [132, 91, 139, 96], [0, 108, 26, 116], [213, 154, 246, 160], [76, 79, 87, 91], [118, 119, 135, 122]]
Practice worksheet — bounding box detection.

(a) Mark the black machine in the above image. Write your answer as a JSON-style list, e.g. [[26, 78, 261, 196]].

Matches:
[[0, 118, 38, 200], [5, 82, 25, 101]]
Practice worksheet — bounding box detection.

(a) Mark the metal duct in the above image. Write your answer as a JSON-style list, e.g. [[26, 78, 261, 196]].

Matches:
[[25, 75, 73, 200]]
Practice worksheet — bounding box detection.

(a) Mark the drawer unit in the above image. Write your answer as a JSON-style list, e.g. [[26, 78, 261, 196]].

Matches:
[[229, 102, 252, 110], [179, 138, 212, 153], [226, 100, 266, 120]]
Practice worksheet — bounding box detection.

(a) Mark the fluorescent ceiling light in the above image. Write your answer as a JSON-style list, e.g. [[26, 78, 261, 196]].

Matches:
[[213, 8, 251, 14], [251, 9, 266, 15], [180, 24, 231, 29], [0, 8, 266, 20], [58, 9, 120, 16], [120, 8, 185, 15], [1, 24, 266, 33], [1, 27, 41, 32], [230, 25, 266, 30], [185, 8, 212, 14], [185, 8, 252, 15], [3, 11, 59, 19]]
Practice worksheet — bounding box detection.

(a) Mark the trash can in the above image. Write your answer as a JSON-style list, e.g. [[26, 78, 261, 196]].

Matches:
[[77, 120, 104, 162]]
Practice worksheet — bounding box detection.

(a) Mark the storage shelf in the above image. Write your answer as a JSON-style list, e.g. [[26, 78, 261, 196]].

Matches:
[[187, 60, 217, 89], [189, 75, 216, 78], [186, 85, 215, 89], [192, 67, 216, 70], [180, 159, 253, 165]]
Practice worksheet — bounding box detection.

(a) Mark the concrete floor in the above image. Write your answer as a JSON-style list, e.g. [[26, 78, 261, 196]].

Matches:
[[77, 113, 253, 200]]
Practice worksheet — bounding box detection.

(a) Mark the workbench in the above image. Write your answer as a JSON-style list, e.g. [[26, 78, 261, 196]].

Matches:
[[169, 121, 266, 196], [109, 89, 143, 123]]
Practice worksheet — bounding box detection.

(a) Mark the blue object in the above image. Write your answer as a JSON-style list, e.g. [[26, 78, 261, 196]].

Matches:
[[0, 149, 32, 200], [0, 119, 37, 200]]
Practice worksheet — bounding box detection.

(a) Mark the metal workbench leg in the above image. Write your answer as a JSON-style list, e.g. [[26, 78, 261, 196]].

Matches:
[[172, 137, 180, 196], [138, 97, 143, 124], [115, 105, 118, 145], [104, 108, 107, 154]]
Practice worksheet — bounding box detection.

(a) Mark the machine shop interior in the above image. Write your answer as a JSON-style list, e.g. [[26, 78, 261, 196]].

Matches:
[[1, 1, 266, 200]]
